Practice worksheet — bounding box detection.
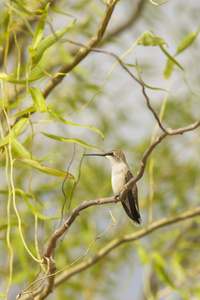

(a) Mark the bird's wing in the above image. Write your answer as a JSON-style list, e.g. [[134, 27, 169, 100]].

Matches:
[[123, 170, 141, 225]]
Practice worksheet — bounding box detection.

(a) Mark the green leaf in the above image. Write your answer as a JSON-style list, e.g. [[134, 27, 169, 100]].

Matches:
[[12, 139, 38, 161], [0, 118, 28, 148], [11, 106, 36, 119], [28, 45, 36, 58], [0, 293, 5, 298], [41, 132, 103, 151], [16, 189, 54, 220], [29, 87, 47, 113], [0, 71, 44, 85], [134, 57, 167, 92], [16, 158, 75, 179], [153, 253, 177, 290], [164, 58, 174, 79], [32, 19, 76, 65], [48, 107, 104, 140], [0, 221, 27, 231], [33, 3, 50, 49], [176, 26, 200, 55], [160, 45, 185, 76], [137, 33, 168, 47], [0, 97, 22, 109], [4, 2, 34, 36]]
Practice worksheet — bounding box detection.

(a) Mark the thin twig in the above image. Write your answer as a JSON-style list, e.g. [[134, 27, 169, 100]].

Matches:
[[18, 213, 116, 299], [60, 143, 76, 226]]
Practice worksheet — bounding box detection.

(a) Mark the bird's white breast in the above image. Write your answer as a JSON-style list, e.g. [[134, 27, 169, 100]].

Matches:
[[111, 162, 129, 196]]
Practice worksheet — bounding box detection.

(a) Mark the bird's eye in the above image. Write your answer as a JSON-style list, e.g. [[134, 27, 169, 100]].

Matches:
[[107, 152, 114, 156]]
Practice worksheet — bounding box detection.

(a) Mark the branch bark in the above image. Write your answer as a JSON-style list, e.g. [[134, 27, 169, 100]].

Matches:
[[41, 0, 119, 99]]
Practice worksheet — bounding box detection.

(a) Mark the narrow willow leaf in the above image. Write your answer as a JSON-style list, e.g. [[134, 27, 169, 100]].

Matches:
[[0, 118, 28, 148], [41, 132, 103, 151], [11, 106, 36, 119], [164, 58, 174, 79], [160, 45, 184, 72], [176, 26, 200, 55], [17, 158, 75, 179], [28, 45, 36, 58], [33, 3, 50, 49], [29, 87, 47, 113], [137, 34, 168, 47], [134, 57, 167, 92], [0, 221, 27, 231], [16, 188, 54, 220], [12, 139, 38, 161], [0, 97, 22, 109], [155, 264, 177, 289], [12, 139, 55, 163], [33, 19, 76, 65], [4, 2, 34, 36], [0, 71, 44, 85], [50, 6, 75, 18], [48, 107, 104, 140]]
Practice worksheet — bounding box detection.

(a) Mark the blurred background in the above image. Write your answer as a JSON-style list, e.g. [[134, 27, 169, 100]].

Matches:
[[0, 0, 200, 299]]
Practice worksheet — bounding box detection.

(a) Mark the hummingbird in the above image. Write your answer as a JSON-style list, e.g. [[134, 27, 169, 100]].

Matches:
[[84, 150, 141, 225]]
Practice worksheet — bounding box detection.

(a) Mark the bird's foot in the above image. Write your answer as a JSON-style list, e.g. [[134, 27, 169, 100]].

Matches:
[[114, 194, 120, 202]]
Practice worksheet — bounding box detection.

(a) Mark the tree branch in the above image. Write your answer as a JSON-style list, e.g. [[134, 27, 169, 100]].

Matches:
[[104, 0, 146, 41], [41, 0, 119, 99], [55, 206, 200, 285], [43, 119, 200, 259]]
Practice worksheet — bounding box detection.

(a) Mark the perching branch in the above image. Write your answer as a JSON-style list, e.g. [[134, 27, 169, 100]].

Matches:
[[16, 110, 200, 299], [121, 120, 200, 198], [44, 119, 200, 259]]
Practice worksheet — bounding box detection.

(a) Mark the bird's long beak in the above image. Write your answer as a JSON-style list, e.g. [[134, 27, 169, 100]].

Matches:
[[84, 153, 106, 157]]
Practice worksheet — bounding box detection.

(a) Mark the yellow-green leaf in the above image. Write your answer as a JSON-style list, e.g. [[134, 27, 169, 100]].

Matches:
[[11, 106, 36, 119], [33, 3, 50, 49], [0, 71, 44, 85], [134, 57, 167, 92], [0, 118, 28, 148], [176, 26, 200, 55], [164, 58, 174, 79], [137, 34, 168, 47], [48, 107, 104, 140], [17, 158, 75, 179], [0, 97, 22, 109], [160, 45, 184, 72], [29, 87, 47, 113], [12, 139, 38, 161], [16, 189, 54, 220], [33, 19, 76, 65], [28, 45, 36, 58], [41, 132, 103, 151], [5, 2, 34, 36]]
